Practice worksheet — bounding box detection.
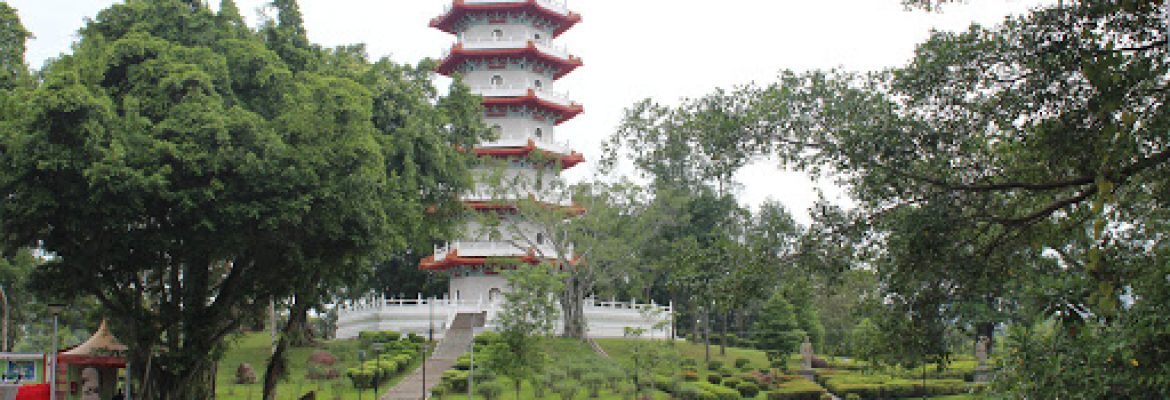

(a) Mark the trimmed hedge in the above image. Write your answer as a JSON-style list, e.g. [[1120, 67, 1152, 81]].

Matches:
[[766, 379, 827, 400], [692, 382, 740, 400], [822, 373, 972, 399], [737, 382, 760, 398]]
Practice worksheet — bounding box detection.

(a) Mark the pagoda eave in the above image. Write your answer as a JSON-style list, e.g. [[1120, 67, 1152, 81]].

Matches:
[[465, 200, 588, 216], [474, 140, 586, 169], [481, 93, 583, 124], [436, 44, 583, 79], [419, 250, 542, 271], [430, 1, 582, 38]]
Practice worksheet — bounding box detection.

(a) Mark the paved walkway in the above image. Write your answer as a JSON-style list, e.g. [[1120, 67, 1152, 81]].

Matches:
[[381, 315, 477, 400]]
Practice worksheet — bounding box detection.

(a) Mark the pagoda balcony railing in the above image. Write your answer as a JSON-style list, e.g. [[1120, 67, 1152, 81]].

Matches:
[[451, 38, 573, 62], [462, 188, 574, 206], [471, 85, 575, 107], [433, 240, 572, 261], [479, 135, 573, 156], [440, 0, 572, 18]]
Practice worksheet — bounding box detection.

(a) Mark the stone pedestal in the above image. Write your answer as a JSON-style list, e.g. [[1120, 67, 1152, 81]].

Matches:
[[974, 365, 992, 383]]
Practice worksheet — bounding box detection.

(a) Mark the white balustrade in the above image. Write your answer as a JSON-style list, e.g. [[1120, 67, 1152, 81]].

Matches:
[[447, 38, 574, 62], [335, 292, 671, 340]]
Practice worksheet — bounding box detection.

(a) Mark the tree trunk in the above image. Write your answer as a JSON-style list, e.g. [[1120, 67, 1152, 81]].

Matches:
[[720, 311, 728, 356], [559, 274, 587, 339], [703, 303, 711, 364], [263, 294, 310, 400]]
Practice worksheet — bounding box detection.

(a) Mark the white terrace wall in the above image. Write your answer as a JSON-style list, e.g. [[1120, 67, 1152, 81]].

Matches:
[[334, 296, 672, 340]]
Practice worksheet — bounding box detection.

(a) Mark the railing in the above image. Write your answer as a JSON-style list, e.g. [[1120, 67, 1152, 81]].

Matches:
[[471, 85, 575, 108], [433, 240, 569, 259], [335, 294, 670, 315], [478, 136, 573, 155], [448, 39, 573, 61], [333, 293, 674, 339], [440, 0, 572, 19], [461, 188, 575, 206]]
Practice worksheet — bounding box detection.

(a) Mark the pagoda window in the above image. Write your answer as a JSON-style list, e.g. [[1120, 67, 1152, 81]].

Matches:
[[492, 29, 504, 40], [491, 124, 503, 137], [534, 33, 542, 42], [534, 127, 544, 139], [491, 75, 504, 86], [536, 233, 545, 245]]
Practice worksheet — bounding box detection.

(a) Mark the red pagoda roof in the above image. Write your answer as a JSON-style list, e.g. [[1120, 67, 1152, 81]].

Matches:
[[437, 42, 583, 79], [475, 138, 585, 169], [430, 0, 582, 38], [419, 248, 583, 271], [480, 89, 583, 124], [464, 199, 587, 216]]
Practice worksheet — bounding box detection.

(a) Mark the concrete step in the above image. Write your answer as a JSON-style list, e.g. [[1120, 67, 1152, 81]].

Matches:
[[381, 326, 475, 400]]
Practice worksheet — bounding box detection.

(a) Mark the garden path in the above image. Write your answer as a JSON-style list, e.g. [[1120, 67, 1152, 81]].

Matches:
[[381, 314, 477, 400]]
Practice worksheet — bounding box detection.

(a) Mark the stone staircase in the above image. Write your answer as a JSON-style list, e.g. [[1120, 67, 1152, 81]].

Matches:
[[381, 313, 481, 400]]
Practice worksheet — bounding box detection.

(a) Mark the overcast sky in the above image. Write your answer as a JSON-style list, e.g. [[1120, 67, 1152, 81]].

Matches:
[[9, 0, 1051, 224]]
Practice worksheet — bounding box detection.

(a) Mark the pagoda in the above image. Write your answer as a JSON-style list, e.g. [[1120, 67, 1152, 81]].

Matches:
[[419, 0, 585, 304], [333, 1, 672, 341]]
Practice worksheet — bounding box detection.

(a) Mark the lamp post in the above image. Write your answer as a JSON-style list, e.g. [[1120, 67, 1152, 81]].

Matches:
[[47, 303, 65, 400], [422, 297, 433, 400], [358, 350, 368, 400], [371, 344, 384, 398], [0, 284, 8, 352]]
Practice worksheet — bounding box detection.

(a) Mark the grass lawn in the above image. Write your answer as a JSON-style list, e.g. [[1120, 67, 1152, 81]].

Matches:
[[216, 332, 427, 400]]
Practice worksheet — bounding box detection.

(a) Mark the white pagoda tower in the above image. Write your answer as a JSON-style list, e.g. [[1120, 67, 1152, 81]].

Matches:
[[420, 0, 585, 302], [333, 0, 672, 340]]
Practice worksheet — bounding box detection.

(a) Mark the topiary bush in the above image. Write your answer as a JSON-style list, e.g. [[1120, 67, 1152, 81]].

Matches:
[[707, 360, 724, 371], [735, 358, 751, 369], [583, 373, 606, 398], [692, 382, 740, 400], [568, 364, 590, 380], [766, 378, 827, 400], [476, 380, 505, 400], [736, 382, 759, 398], [553, 381, 581, 400], [707, 374, 722, 384], [474, 331, 501, 346], [683, 370, 700, 382], [442, 369, 469, 392], [722, 377, 742, 388], [346, 368, 376, 389]]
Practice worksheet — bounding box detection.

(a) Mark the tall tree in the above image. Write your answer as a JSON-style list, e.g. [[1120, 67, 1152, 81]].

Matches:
[[0, 1, 29, 89], [0, 1, 480, 398], [484, 265, 563, 400], [663, 0, 1168, 395]]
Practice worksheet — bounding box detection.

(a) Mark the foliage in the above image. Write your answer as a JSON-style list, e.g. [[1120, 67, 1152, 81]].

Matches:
[[735, 381, 759, 398], [482, 266, 563, 399], [752, 291, 803, 359], [847, 318, 882, 371], [765, 378, 827, 400], [475, 380, 505, 400], [0, 2, 483, 397]]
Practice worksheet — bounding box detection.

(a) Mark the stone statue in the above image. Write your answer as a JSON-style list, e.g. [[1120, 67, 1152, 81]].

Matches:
[[974, 336, 992, 383], [800, 336, 814, 371], [80, 367, 101, 400], [975, 336, 990, 367]]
